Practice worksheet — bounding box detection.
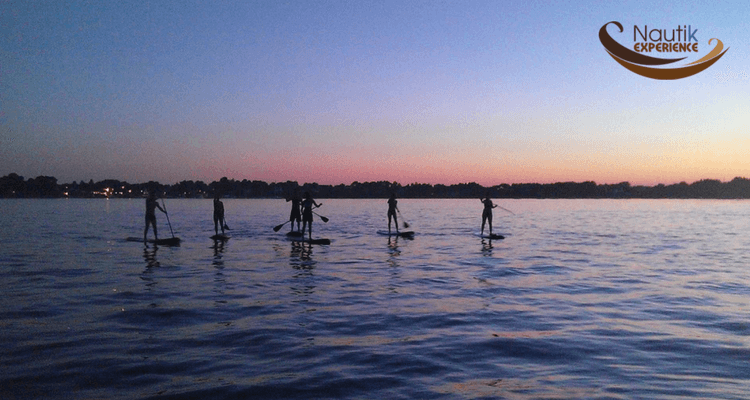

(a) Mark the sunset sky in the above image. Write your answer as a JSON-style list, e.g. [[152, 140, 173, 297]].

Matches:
[[2, 0, 749, 186]]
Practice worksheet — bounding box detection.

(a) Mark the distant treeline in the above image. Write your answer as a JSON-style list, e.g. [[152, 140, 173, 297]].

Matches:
[[3, 172, 750, 199]]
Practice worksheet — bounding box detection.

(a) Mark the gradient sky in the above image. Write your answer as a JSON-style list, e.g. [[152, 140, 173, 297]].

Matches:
[[2, 0, 749, 186]]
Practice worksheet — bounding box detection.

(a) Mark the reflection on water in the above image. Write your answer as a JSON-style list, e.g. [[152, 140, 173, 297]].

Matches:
[[2, 198, 750, 399], [481, 238, 493, 254], [140, 245, 159, 291], [143, 244, 160, 269], [387, 236, 401, 256], [211, 239, 226, 267], [290, 241, 314, 264], [289, 241, 316, 299]]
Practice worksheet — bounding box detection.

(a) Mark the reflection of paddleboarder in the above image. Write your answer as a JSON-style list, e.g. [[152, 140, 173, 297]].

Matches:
[[213, 192, 225, 236], [480, 192, 498, 236], [286, 189, 302, 233], [144, 191, 166, 243], [301, 191, 322, 240], [387, 193, 399, 234]]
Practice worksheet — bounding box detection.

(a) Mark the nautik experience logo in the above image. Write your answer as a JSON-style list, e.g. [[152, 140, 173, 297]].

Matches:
[[599, 21, 728, 80]]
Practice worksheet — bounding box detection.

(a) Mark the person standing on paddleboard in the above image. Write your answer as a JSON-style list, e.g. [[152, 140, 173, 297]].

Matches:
[[301, 191, 322, 240], [387, 193, 399, 234], [213, 192, 226, 236], [286, 189, 302, 233], [144, 190, 167, 243], [481, 191, 498, 236]]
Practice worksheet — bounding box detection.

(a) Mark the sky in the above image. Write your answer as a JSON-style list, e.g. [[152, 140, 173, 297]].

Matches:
[[2, 0, 749, 186]]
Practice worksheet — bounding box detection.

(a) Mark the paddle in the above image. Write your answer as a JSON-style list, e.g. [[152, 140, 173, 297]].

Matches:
[[275, 210, 326, 231], [273, 220, 291, 232], [161, 198, 176, 238], [313, 211, 329, 223], [397, 209, 410, 228], [222, 216, 230, 230], [497, 205, 515, 215]]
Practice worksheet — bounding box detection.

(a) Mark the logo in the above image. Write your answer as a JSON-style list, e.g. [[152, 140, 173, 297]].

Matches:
[[599, 21, 728, 80]]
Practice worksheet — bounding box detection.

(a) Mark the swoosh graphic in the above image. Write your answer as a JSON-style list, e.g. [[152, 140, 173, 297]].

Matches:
[[606, 48, 729, 80], [686, 38, 725, 66], [599, 21, 685, 66]]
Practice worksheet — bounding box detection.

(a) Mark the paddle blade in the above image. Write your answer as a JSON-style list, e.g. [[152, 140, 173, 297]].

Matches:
[[320, 216, 329, 223], [273, 224, 284, 232], [403, 222, 410, 228], [224, 224, 230, 230], [499, 206, 515, 215]]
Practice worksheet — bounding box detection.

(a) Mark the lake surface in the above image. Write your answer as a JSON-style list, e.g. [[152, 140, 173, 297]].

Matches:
[[2, 198, 750, 399]]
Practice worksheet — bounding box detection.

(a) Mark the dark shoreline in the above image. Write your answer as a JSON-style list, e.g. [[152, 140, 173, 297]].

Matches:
[[2, 173, 750, 199]]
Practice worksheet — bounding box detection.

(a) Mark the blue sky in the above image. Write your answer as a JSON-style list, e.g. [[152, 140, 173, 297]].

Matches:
[[2, 0, 749, 185]]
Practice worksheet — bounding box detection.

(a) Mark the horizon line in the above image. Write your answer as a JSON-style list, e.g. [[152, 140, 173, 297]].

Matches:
[[4, 172, 749, 189]]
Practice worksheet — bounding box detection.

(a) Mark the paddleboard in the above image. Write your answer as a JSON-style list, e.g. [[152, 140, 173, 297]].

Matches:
[[475, 233, 505, 240], [377, 230, 415, 237], [127, 237, 181, 246], [211, 234, 230, 241], [289, 237, 331, 245]]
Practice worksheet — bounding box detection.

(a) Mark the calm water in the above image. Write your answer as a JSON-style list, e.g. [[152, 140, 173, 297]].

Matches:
[[3, 198, 750, 399]]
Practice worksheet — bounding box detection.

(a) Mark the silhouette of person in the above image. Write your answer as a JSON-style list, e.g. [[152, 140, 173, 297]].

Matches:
[[300, 191, 322, 240], [144, 190, 166, 242], [213, 192, 225, 235], [480, 191, 498, 236], [387, 193, 399, 234], [285, 189, 302, 232]]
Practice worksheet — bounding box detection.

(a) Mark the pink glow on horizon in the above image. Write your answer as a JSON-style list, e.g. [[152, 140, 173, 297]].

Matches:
[[186, 150, 750, 188]]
